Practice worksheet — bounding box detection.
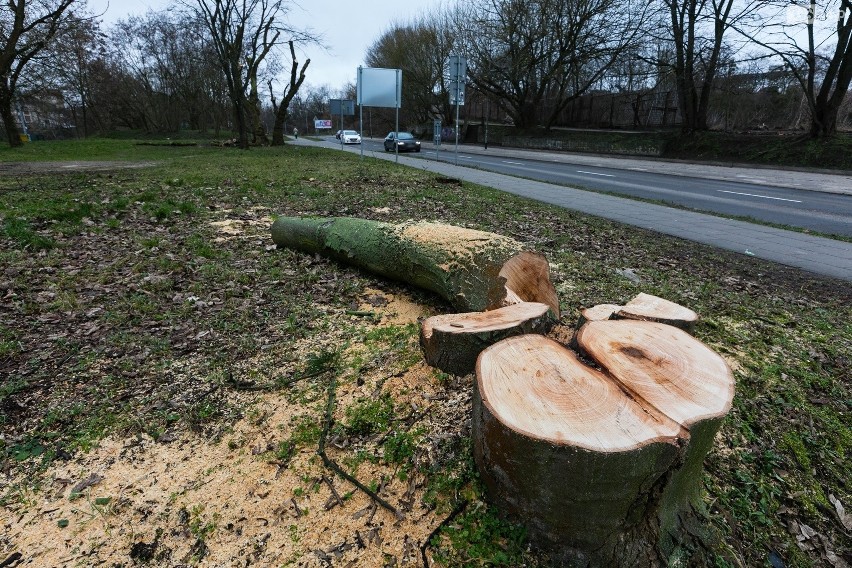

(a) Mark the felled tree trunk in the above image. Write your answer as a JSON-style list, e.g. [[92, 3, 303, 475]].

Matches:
[[271, 216, 560, 315], [420, 301, 554, 376], [473, 320, 733, 566]]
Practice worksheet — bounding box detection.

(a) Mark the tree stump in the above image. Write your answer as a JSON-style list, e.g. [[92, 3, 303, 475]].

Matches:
[[271, 216, 559, 315], [420, 301, 554, 376], [473, 320, 734, 565]]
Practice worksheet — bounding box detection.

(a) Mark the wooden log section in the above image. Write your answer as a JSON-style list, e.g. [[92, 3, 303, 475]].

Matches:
[[420, 301, 554, 376], [614, 292, 699, 333], [271, 216, 560, 316], [576, 303, 622, 327], [473, 320, 734, 565], [577, 293, 699, 334]]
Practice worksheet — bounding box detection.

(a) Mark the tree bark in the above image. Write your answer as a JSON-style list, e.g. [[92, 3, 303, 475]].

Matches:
[[271, 216, 560, 315], [473, 320, 733, 565], [0, 84, 21, 147], [420, 301, 554, 376]]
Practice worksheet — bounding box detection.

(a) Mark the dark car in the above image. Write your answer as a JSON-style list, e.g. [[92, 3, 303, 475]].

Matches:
[[383, 131, 421, 153]]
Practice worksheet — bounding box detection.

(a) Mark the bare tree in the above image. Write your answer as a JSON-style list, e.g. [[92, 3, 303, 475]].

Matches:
[[365, 10, 457, 128], [268, 39, 308, 145], [0, 0, 76, 146], [652, 0, 766, 133], [454, 0, 648, 130], [733, 0, 852, 137], [190, 0, 317, 149]]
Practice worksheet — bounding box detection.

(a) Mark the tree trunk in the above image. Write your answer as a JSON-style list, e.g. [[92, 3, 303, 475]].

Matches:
[[271, 216, 560, 315], [420, 301, 554, 376], [0, 84, 22, 147], [473, 320, 733, 565], [271, 106, 288, 146]]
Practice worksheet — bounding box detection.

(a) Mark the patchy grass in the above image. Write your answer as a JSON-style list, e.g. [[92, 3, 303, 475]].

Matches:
[[0, 138, 849, 567]]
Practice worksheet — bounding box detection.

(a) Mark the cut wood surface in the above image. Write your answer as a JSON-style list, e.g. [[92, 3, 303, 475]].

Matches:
[[576, 320, 732, 426], [576, 303, 622, 327], [420, 302, 554, 376], [473, 320, 734, 565], [614, 292, 699, 333], [271, 216, 560, 315]]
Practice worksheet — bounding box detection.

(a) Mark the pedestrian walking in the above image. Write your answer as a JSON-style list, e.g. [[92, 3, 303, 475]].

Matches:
[[293, 127, 299, 139]]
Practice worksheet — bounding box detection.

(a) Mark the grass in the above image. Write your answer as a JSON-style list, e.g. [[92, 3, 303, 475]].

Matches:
[[0, 135, 849, 567]]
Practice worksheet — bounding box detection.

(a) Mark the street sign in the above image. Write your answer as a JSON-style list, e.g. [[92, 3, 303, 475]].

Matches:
[[449, 80, 465, 106], [433, 119, 442, 145], [329, 99, 355, 115], [448, 55, 467, 81]]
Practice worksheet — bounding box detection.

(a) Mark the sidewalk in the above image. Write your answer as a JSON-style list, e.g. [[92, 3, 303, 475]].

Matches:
[[295, 138, 852, 282]]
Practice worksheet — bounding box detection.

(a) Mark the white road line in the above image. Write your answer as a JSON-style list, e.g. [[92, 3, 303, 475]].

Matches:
[[717, 190, 802, 203], [576, 170, 615, 177], [502, 160, 523, 165]]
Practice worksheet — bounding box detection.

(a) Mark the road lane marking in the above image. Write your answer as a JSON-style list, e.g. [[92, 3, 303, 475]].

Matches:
[[502, 160, 523, 165], [717, 190, 801, 203], [576, 170, 615, 177]]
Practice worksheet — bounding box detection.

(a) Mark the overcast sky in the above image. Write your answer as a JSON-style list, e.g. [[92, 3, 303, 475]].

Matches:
[[85, 0, 448, 92]]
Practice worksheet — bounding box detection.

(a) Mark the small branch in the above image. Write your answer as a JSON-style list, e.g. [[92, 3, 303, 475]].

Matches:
[[419, 500, 469, 568], [318, 372, 403, 520]]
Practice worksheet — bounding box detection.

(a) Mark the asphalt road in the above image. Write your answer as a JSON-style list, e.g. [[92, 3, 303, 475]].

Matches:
[[335, 137, 852, 237]]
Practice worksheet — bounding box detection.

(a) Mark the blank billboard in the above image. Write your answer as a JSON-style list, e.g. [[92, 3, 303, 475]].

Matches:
[[357, 67, 402, 108]]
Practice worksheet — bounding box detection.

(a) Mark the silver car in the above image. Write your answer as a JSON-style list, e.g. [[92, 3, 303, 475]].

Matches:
[[341, 130, 361, 144]]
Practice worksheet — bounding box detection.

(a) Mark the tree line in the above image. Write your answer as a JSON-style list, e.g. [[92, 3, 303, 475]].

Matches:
[[365, 0, 851, 138], [0, 0, 317, 148], [1, 0, 850, 149]]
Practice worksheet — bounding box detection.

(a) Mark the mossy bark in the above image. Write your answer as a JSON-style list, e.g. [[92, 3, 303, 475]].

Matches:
[[271, 216, 559, 314]]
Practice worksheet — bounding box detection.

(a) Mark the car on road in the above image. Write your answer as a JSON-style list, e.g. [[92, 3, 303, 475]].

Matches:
[[340, 130, 361, 144], [383, 131, 421, 152]]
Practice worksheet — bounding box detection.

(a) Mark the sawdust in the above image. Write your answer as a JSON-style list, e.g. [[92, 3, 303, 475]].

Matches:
[[211, 212, 275, 242], [1, 363, 456, 567], [398, 222, 518, 261], [358, 288, 429, 327]]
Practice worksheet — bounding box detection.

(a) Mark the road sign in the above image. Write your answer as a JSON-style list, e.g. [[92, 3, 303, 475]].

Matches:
[[448, 55, 467, 81], [449, 80, 465, 106], [329, 99, 355, 115]]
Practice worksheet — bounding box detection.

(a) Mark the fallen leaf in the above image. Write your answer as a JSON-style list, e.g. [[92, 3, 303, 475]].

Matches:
[[829, 494, 852, 531]]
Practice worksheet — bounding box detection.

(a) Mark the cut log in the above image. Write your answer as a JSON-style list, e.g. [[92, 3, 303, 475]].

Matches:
[[271, 216, 559, 316], [473, 320, 733, 565], [614, 292, 699, 333], [576, 303, 622, 327], [420, 301, 554, 376]]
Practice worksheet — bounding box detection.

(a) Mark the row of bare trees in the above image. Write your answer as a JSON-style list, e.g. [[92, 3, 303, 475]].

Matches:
[[365, 0, 851, 137], [0, 0, 318, 147], [1, 0, 849, 145]]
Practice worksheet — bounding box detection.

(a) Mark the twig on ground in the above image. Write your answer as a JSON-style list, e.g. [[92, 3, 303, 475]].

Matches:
[[318, 372, 404, 520], [419, 500, 469, 568]]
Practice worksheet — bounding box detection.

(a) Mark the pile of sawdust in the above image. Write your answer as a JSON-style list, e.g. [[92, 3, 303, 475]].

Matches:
[[1, 289, 466, 567]]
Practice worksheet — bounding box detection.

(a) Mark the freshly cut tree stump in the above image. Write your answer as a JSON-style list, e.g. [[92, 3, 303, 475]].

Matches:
[[614, 292, 699, 333], [420, 301, 554, 376], [473, 320, 733, 565], [271, 216, 559, 315]]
